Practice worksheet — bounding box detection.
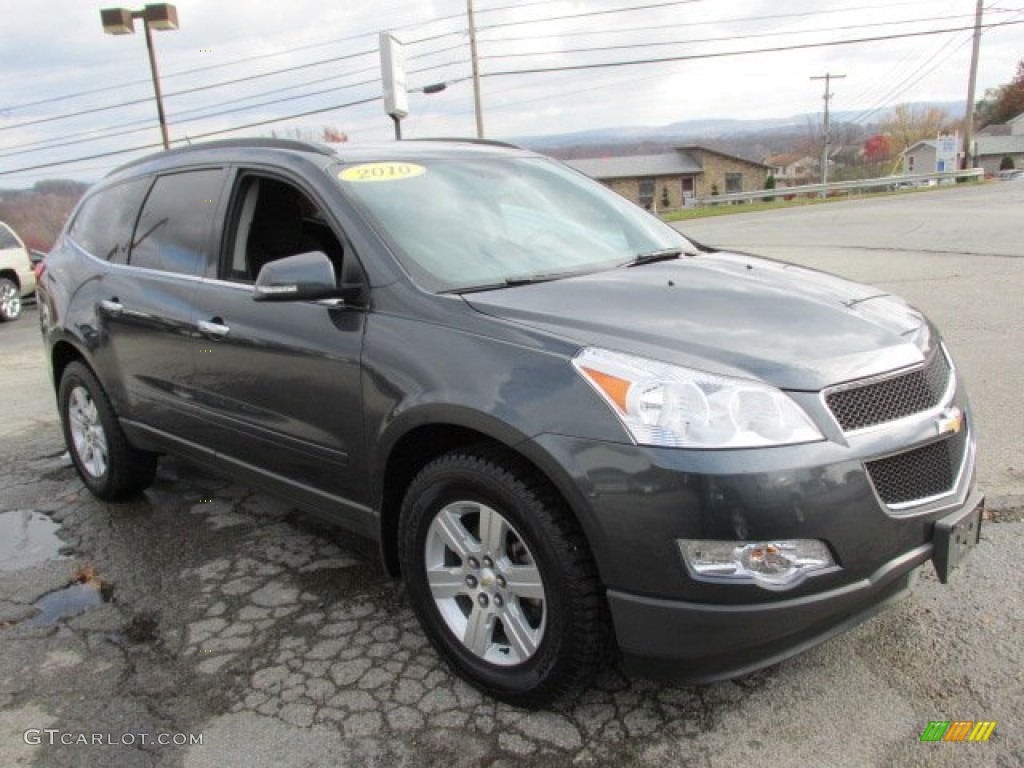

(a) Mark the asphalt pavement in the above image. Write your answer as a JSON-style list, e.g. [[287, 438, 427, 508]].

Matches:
[[1, 181, 1021, 767]]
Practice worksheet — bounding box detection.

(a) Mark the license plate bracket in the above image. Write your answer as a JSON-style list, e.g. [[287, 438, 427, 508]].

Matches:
[[932, 497, 983, 584]]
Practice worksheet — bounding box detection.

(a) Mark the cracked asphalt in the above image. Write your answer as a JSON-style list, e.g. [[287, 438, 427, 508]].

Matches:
[[2, 184, 1022, 767]]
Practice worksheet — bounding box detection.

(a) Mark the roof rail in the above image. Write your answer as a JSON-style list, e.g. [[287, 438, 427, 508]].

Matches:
[[403, 137, 522, 150], [108, 137, 336, 176]]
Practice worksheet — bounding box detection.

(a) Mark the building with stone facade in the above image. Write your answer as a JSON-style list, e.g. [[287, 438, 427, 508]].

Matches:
[[566, 147, 771, 211]]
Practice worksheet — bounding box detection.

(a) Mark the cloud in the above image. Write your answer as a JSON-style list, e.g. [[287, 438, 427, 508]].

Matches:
[[1, 0, 1020, 185]]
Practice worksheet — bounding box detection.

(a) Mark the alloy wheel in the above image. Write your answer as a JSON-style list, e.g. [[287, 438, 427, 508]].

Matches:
[[424, 500, 547, 665], [67, 386, 109, 478]]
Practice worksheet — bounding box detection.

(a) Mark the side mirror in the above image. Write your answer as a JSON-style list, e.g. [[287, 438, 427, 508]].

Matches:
[[253, 251, 346, 302]]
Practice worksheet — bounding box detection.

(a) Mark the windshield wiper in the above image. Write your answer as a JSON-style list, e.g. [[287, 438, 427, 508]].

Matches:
[[624, 248, 685, 267], [445, 273, 571, 295]]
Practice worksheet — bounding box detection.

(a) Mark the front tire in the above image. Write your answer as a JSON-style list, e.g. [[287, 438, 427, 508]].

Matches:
[[399, 449, 610, 707], [0, 277, 22, 321], [58, 361, 158, 500]]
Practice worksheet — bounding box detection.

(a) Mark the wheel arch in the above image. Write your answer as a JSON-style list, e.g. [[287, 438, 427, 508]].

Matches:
[[0, 269, 20, 289], [375, 409, 600, 582], [51, 338, 91, 393]]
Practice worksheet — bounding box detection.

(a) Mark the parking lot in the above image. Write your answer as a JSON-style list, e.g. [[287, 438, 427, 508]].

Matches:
[[1, 181, 1022, 767]]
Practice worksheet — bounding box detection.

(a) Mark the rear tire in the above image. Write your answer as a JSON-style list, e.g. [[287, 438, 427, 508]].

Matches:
[[58, 361, 158, 500], [0, 277, 21, 321], [399, 449, 610, 707]]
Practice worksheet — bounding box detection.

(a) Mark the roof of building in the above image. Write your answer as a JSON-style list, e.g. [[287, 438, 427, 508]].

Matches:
[[567, 146, 768, 180], [904, 140, 939, 154], [975, 135, 1024, 155], [978, 124, 1012, 137], [677, 145, 772, 169], [763, 153, 809, 167], [566, 151, 702, 179]]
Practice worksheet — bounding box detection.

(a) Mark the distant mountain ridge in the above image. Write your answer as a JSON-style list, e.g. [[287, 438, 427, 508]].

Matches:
[[512, 101, 962, 157]]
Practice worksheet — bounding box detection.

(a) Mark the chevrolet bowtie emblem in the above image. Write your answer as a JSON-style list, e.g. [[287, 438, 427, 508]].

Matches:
[[937, 407, 963, 436]]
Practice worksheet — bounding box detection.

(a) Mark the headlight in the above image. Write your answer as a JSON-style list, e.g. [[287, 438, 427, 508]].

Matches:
[[573, 347, 823, 448]]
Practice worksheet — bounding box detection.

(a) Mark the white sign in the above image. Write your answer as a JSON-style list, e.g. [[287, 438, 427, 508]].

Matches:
[[935, 132, 958, 172], [380, 32, 409, 119]]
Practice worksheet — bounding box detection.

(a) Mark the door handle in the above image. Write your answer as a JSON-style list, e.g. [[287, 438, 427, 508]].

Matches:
[[197, 318, 230, 339], [99, 299, 123, 315]]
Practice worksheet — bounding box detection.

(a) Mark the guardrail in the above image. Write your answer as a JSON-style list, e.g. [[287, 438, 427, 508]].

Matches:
[[689, 168, 985, 207]]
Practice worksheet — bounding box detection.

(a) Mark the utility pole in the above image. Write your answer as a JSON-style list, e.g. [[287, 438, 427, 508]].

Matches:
[[811, 73, 846, 191], [962, 0, 984, 169], [467, 0, 485, 138]]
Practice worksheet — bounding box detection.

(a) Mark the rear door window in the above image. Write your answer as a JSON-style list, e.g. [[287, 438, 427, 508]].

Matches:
[[68, 178, 150, 263], [130, 169, 226, 276]]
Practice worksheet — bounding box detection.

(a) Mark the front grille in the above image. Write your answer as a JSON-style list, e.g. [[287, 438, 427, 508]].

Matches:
[[865, 428, 967, 506], [825, 350, 952, 432]]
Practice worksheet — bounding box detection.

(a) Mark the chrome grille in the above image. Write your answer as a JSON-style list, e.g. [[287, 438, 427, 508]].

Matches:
[[865, 428, 967, 507], [825, 350, 951, 432]]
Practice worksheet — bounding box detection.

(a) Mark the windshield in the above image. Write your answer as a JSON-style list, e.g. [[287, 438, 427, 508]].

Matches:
[[333, 155, 693, 293]]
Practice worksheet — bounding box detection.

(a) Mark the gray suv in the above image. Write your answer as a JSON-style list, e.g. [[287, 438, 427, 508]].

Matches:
[[37, 139, 982, 706]]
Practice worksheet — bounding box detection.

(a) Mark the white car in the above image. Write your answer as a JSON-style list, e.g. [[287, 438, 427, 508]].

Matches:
[[0, 221, 36, 321]]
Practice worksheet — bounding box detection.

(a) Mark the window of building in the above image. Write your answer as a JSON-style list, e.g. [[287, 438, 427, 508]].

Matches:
[[725, 173, 743, 193], [68, 178, 151, 263], [908, 155, 915, 172], [129, 169, 226, 275], [638, 178, 655, 210]]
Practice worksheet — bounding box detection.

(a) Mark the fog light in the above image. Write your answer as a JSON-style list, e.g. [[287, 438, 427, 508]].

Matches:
[[678, 539, 836, 590]]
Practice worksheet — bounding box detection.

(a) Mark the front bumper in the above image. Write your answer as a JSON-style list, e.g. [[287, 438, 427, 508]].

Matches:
[[527, 398, 980, 681], [609, 509, 978, 683]]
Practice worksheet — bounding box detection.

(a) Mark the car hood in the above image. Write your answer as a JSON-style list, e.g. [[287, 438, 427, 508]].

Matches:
[[463, 252, 936, 391]]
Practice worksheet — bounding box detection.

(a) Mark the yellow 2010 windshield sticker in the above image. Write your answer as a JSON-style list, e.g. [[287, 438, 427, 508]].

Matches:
[[339, 162, 426, 182]]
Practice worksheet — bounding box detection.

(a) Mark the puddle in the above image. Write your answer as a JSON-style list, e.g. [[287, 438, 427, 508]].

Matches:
[[0, 509, 65, 571], [23, 582, 105, 628]]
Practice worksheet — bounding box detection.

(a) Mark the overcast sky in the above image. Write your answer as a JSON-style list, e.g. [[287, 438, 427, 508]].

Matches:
[[0, 0, 1020, 186]]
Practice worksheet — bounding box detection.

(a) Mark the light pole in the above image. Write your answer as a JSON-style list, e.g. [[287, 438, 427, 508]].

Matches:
[[100, 4, 179, 150]]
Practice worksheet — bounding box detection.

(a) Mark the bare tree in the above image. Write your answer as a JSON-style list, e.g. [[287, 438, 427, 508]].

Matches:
[[270, 125, 348, 144], [879, 104, 950, 156]]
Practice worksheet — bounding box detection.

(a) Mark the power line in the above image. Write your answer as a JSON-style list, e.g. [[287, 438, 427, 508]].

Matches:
[[0, 51, 470, 165], [478, 11, 999, 61], [840, 25, 948, 113], [0, 55, 469, 160], [0, 96, 379, 177], [847, 35, 972, 124], [477, 0, 704, 32], [10, 10, 1023, 178], [1, 29, 382, 114], [475, 0, 939, 43], [0, 46, 381, 132], [481, 19, 1024, 77], [0, 0, 568, 113], [0, 64, 380, 157], [847, 5, 1023, 126]]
